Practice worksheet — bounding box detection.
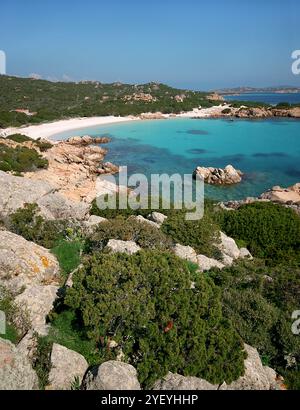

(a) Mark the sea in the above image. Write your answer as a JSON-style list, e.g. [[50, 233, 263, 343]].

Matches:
[[52, 116, 300, 202]]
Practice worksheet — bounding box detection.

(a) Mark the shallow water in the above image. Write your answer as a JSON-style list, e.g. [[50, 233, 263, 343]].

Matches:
[[53, 118, 300, 201]]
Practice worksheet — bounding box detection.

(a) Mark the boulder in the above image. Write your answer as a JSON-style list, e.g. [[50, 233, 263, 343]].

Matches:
[[106, 239, 141, 255], [153, 372, 218, 390], [239, 248, 253, 259], [15, 284, 59, 335], [0, 171, 89, 221], [197, 254, 225, 271], [260, 183, 300, 205], [130, 215, 160, 229], [222, 344, 273, 390], [0, 338, 38, 390], [148, 212, 168, 225], [83, 361, 141, 390], [48, 344, 88, 390], [0, 231, 60, 291], [218, 231, 240, 259], [82, 215, 108, 234], [193, 164, 243, 185], [173, 244, 198, 264]]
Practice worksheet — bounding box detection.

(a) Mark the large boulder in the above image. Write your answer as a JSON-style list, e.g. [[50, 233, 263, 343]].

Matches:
[[197, 254, 225, 271], [0, 171, 89, 221], [0, 231, 60, 291], [48, 344, 88, 390], [106, 239, 141, 255], [15, 285, 59, 335], [0, 338, 38, 390], [222, 344, 278, 390], [153, 372, 218, 390], [173, 244, 198, 264], [218, 231, 240, 259], [193, 165, 243, 185], [83, 361, 141, 390]]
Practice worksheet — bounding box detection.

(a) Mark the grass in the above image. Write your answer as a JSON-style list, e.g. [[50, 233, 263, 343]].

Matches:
[[51, 240, 83, 279], [46, 310, 103, 366]]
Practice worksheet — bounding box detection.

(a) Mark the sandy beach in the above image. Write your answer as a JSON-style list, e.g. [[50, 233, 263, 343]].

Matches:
[[0, 115, 138, 140], [0, 105, 228, 141]]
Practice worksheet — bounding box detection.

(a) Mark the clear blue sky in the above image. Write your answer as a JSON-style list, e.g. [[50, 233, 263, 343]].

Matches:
[[1, 0, 299, 90]]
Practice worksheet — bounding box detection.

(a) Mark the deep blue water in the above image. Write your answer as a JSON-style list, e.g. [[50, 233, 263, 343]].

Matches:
[[225, 93, 300, 105], [52, 118, 300, 201]]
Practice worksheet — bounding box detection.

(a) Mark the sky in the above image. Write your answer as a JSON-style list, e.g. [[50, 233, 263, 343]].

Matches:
[[0, 0, 300, 90]]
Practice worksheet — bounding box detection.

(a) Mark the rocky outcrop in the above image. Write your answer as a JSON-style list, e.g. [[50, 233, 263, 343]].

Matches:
[[153, 372, 219, 390], [106, 239, 141, 255], [221, 344, 282, 390], [48, 344, 88, 390], [148, 212, 168, 226], [0, 231, 60, 292], [66, 135, 111, 146], [0, 170, 89, 221], [218, 231, 241, 259], [260, 183, 300, 205], [83, 361, 141, 390], [25, 137, 119, 203], [82, 215, 108, 234], [0, 338, 38, 390], [130, 215, 160, 229], [197, 254, 225, 271], [193, 165, 243, 185], [15, 285, 59, 335], [173, 244, 198, 264]]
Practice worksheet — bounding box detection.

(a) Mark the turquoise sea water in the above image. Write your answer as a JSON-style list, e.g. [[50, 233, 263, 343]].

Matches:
[[53, 118, 300, 201]]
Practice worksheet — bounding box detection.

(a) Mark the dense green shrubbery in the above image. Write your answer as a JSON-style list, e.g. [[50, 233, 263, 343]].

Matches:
[[0, 143, 48, 173], [161, 209, 221, 258], [218, 202, 300, 265], [9, 204, 70, 248], [32, 336, 53, 390], [64, 250, 245, 387], [88, 216, 173, 252], [209, 260, 300, 389]]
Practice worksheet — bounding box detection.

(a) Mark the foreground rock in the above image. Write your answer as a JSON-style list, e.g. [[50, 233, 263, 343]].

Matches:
[[0, 338, 38, 390], [222, 344, 282, 390], [148, 212, 168, 226], [193, 164, 243, 185], [130, 215, 160, 229], [106, 239, 141, 255], [83, 361, 141, 390], [0, 170, 89, 220], [153, 372, 219, 390], [48, 344, 88, 390], [15, 285, 59, 335], [67, 135, 111, 146], [197, 254, 225, 271], [218, 231, 240, 259], [173, 244, 198, 264], [0, 231, 60, 291]]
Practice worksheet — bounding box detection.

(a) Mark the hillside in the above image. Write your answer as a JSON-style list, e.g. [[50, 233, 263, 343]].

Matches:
[[0, 75, 214, 128]]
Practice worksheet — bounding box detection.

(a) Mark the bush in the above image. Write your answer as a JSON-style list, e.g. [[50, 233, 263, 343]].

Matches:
[[161, 209, 221, 258], [32, 336, 53, 390], [0, 143, 48, 173], [64, 250, 245, 387], [51, 240, 83, 278], [6, 133, 32, 143], [88, 217, 173, 252], [219, 202, 300, 265], [9, 204, 69, 248]]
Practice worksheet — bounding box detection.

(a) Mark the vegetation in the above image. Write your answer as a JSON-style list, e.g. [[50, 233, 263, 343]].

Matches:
[[51, 240, 83, 278], [218, 202, 300, 265], [32, 336, 53, 390], [0, 143, 48, 173], [63, 250, 245, 387], [0, 76, 215, 128]]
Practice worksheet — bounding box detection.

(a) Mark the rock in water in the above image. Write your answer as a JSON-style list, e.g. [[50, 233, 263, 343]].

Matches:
[[83, 361, 141, 390], [193, 164, 243, 185]]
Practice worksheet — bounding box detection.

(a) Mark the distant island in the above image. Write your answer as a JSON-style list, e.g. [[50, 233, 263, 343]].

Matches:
[[215, 86, 300, 95]]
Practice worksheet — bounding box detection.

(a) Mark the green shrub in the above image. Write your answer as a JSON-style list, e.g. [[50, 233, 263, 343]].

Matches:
[[219, 202, 300, 265], [89, 217, 173, 252], [0, 143, 48, 173], [6, 133, 32, 143], [161, 210, 221, 257], [64, 250, 245, 387], [32, 336, 53, 390], [9, 204, 69, 248]]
